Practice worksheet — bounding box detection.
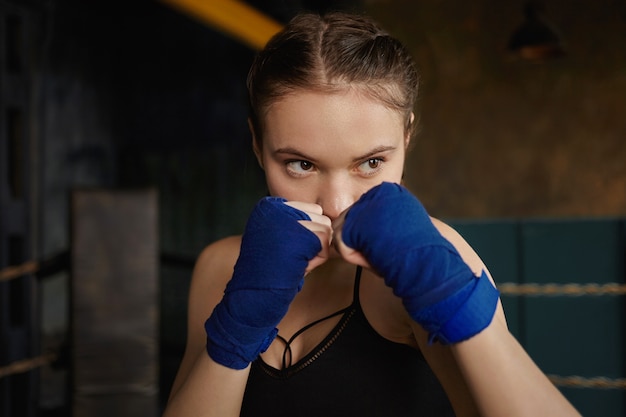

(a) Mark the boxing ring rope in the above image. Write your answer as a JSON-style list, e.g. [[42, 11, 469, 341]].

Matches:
[[1, 257, 625, 390], [0, 353, 58, 380], [0, 252, 69, 381], [547, 375, 626, 390], [498, 282, 626, 296], [0, 260, 39, 282]]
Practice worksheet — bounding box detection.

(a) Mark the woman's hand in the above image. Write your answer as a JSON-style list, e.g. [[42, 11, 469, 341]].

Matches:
[[332, 182, 499, 345], [285, 201, 333, 274], [332, 208, 372, 270], [204, 197, 328, 369]]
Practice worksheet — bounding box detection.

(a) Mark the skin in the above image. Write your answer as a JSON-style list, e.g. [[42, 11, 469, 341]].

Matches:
[[164, 88, 581, 417]]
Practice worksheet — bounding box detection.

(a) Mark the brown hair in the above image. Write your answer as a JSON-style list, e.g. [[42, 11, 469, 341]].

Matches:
[[247, 12, 420, 145]]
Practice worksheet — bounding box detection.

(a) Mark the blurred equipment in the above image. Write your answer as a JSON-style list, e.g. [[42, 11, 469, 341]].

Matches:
[[71, 189, 159, 416], [508, 1, 565, 60], [160, 0, 283, 50]]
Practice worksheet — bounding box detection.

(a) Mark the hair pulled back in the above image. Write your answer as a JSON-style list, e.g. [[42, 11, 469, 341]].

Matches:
[[247, 12, 420, 142]]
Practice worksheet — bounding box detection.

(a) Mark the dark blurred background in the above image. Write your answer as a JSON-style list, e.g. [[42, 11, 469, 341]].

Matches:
[[1, 0, 625, 416]]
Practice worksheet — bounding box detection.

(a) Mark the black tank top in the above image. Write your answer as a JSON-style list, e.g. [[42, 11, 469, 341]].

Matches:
[[240, 267, 455, 417]]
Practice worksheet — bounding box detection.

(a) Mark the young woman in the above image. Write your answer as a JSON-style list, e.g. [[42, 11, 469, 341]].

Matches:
[[164, 12, 581, 417]]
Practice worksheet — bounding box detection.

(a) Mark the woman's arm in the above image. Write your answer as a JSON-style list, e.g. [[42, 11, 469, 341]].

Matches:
[[409, 218, 502, 417], [453, 318, 581, 417], [413, 320, 581, 417], [165, 199, 330, 416], [334, 182, 581, 417], [430, 217, 507, 327], [164, 236, 248, 417], [418, 220, 581, 417], [164, 352, 250, 417]]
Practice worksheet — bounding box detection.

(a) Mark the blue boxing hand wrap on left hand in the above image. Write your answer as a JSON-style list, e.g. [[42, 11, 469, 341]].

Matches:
[[204, 197, 321, 369], [341, 182, 499, 344]]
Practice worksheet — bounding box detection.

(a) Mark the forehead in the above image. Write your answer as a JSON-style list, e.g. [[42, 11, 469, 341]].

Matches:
[[262, 89, 406, 154]]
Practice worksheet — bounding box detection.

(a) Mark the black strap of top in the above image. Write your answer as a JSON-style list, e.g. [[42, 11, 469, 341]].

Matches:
[[276, 266, 363, 369]]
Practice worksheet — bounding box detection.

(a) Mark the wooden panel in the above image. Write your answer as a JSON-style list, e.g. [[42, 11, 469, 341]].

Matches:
[[71, 189, 159, 417]]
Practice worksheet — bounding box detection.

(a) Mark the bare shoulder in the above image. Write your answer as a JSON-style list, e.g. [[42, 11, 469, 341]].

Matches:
[[430, 216, 507, 325], [193, 235, 241, 287], [430, 217, 489, 278], [188, 235, 242, 317]]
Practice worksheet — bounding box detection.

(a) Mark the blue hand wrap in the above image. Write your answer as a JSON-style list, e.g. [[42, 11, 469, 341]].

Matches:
[[342, 182, 499, 344], [205, 197, 321, 369]]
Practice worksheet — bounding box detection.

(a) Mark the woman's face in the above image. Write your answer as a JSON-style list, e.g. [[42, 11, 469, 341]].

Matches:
[[255, 89, 410, 222]]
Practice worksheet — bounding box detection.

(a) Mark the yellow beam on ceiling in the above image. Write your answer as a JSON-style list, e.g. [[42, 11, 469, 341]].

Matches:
[[160, 0, 283, 50]]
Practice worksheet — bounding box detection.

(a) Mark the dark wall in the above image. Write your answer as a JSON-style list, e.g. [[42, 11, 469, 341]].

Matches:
[[39, 0, 266, 259], [366, 1, 626, 218]]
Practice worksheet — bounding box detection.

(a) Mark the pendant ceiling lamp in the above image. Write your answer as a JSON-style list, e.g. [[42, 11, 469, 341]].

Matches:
[[508, 2, 565, 61]]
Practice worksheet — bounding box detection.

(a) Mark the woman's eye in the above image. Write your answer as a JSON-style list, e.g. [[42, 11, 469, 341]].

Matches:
[[358, 158, 384, 175], [286, 160, 314, 175], [367, 159, 381, 169]]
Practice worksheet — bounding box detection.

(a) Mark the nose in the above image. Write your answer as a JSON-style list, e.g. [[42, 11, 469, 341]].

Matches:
[[315, 177, 358, 221]]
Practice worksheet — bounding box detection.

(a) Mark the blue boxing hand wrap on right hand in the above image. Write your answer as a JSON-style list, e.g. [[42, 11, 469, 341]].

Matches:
[[341, 182, 499, 344], [204, 197, 321, 369]]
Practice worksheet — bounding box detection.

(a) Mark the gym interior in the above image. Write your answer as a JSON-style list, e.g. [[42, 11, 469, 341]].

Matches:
[[1, 0, 624, 416]]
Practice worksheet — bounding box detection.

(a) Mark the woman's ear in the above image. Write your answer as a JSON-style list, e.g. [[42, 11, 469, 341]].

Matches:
[[405, 112, 415, 149], [248, 118, 264, 170]]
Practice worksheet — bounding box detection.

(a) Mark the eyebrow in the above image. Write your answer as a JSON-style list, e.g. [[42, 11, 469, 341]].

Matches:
[[274, 145, 397, 162], [274, 147, 317, 162], [351, 145, 398, 162]]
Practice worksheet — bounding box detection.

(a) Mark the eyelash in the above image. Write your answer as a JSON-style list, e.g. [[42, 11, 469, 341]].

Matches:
[[285, 160, 314, 177], [284, 157, 386, 177], [359, 158, 385, 176]]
